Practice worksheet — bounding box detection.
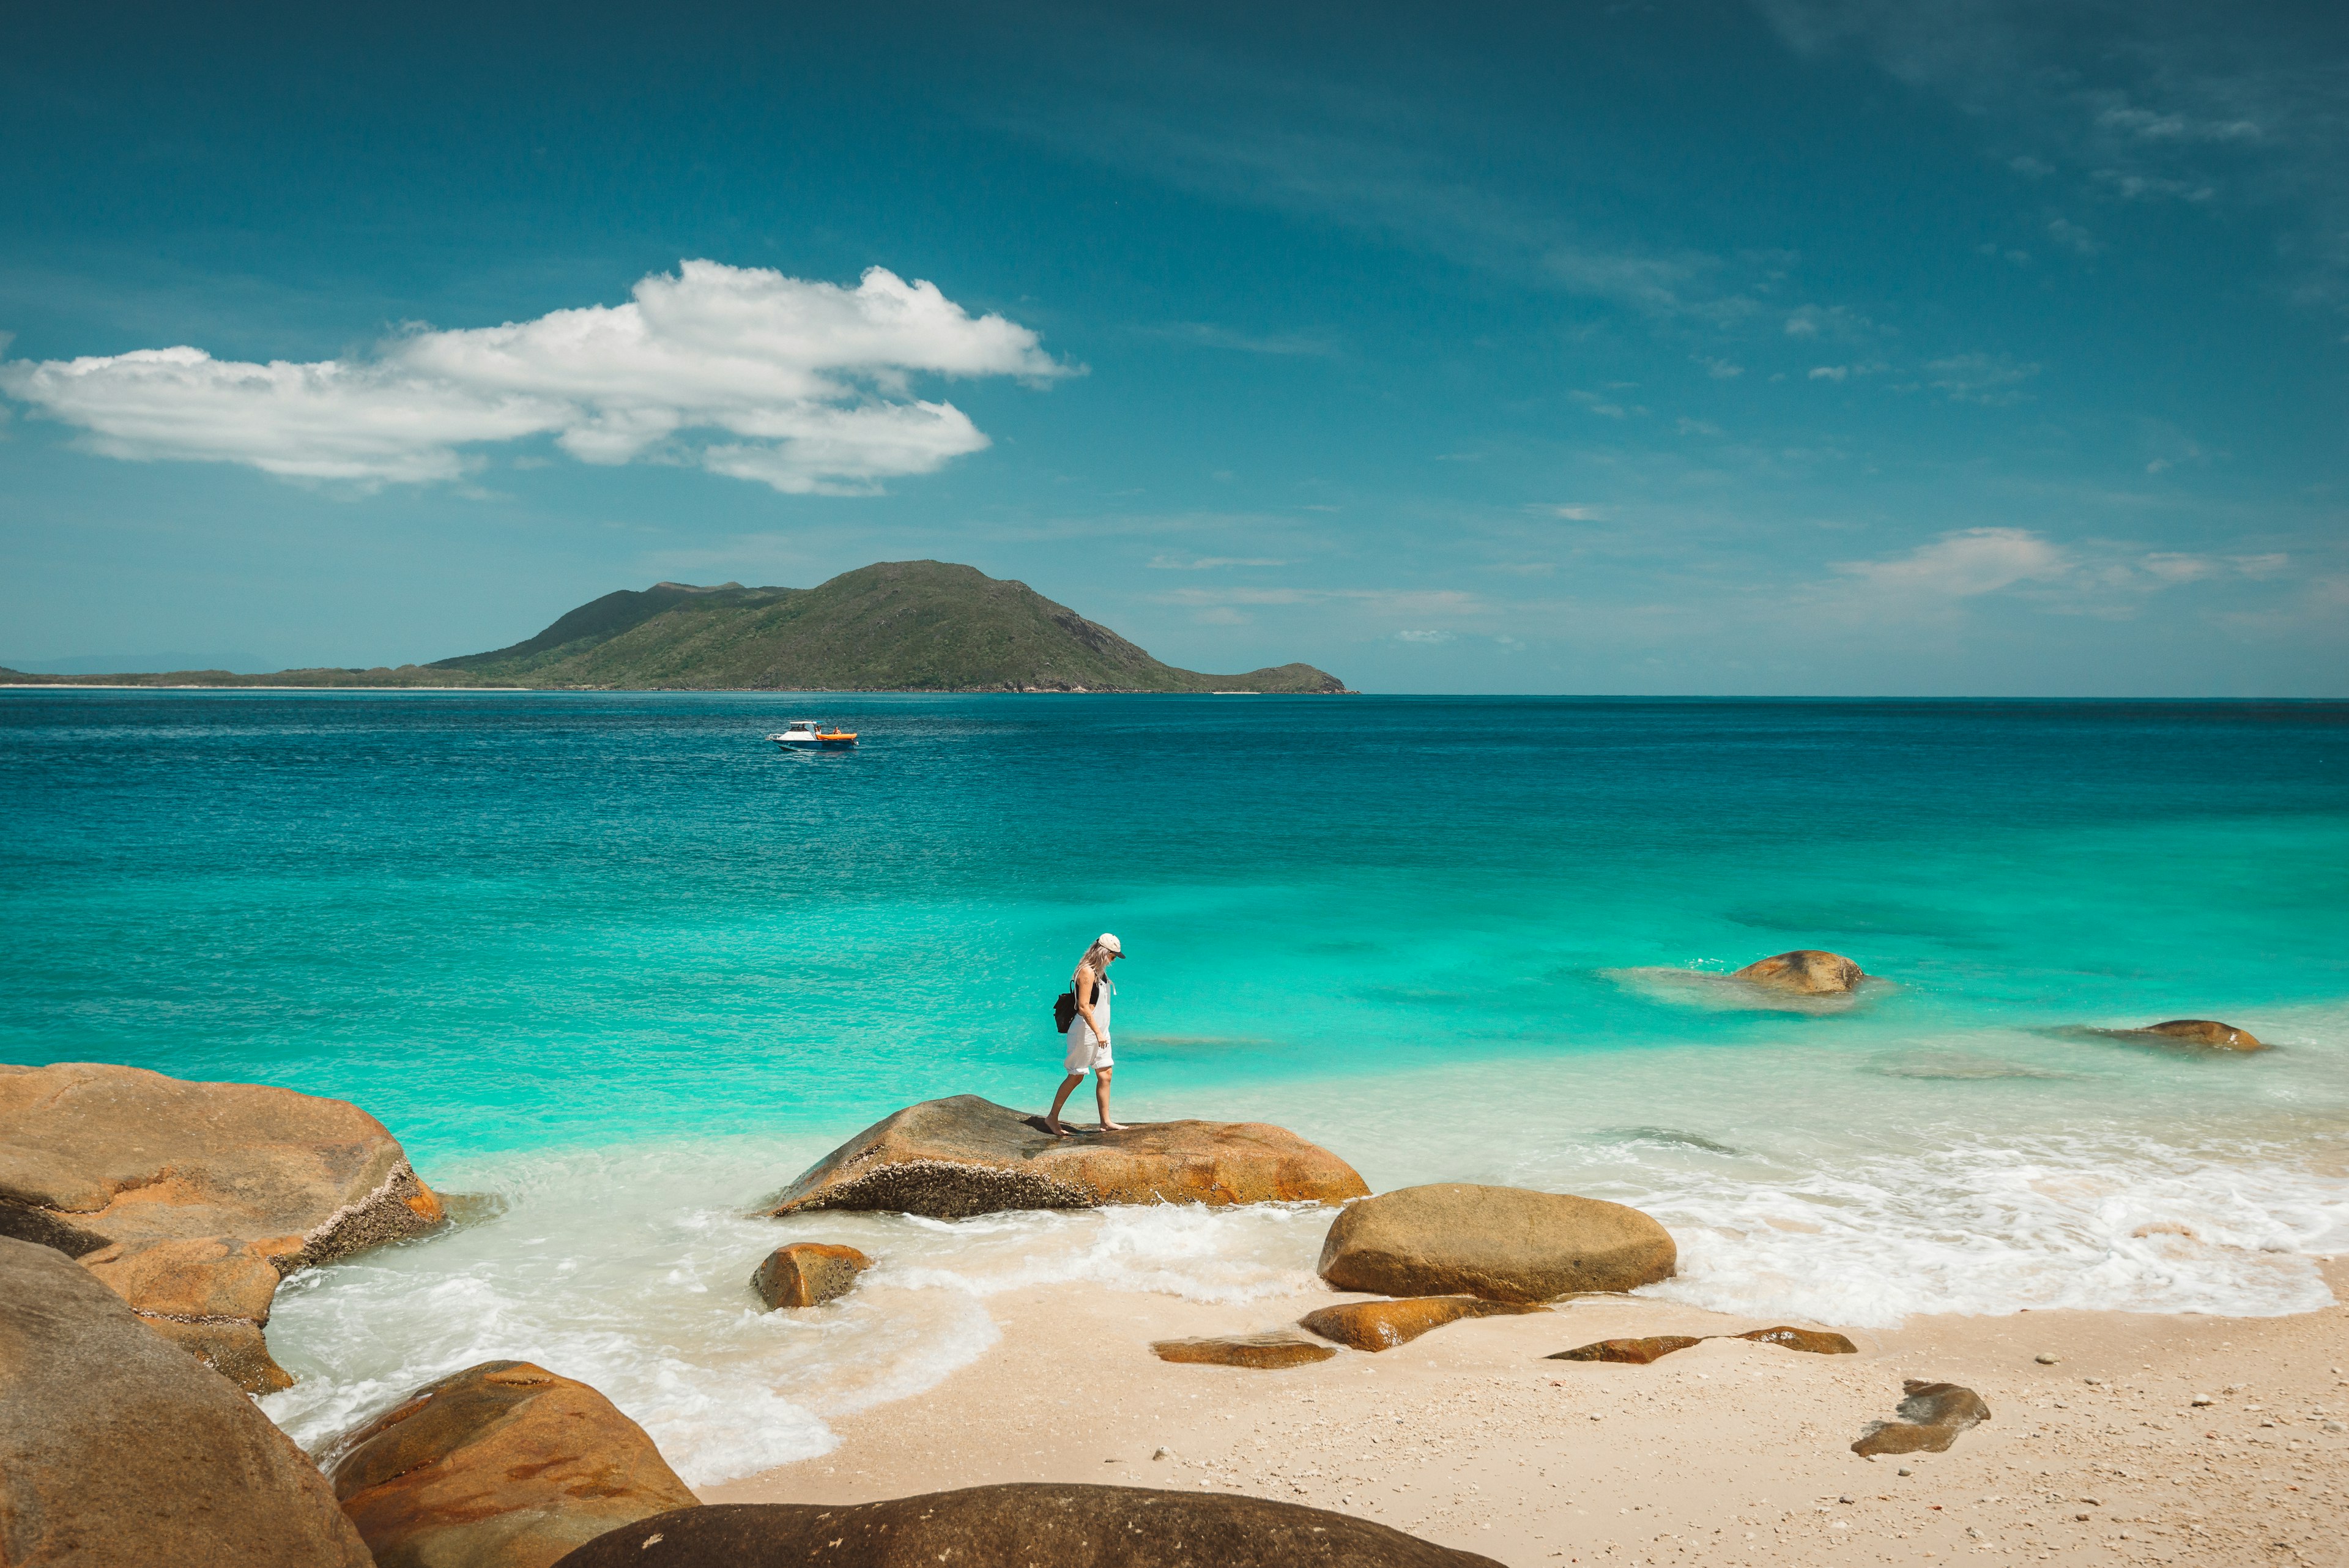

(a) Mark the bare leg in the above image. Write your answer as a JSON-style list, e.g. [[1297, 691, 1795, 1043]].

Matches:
[[1096, 1068, 1127, 1131], [1045, 1073, 1085, 1136]]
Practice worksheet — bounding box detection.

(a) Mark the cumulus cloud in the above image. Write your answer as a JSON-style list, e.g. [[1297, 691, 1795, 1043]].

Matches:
[[1926, 352, 2041, 404], [0, 261, 1070, 493]]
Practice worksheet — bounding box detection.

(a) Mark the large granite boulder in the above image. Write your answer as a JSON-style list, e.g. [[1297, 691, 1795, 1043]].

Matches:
[[327, 1359, 701, 1568], [1317, 1183, 1675, 1304], [0, 1235, 373, 1567], [551, 1486, 1505, 1567], [768, 1095, 1368, 1219], [0, 1061, 444, 1391], [1729, 949, 1866, 995]]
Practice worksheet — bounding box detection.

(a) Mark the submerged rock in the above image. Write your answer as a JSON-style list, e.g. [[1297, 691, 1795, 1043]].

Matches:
[[1316, 1183, 1675, 1304], [328, 1359, 700, 1568], [1852, 1380, 1991, 1456], [2140, 1019, 2265, 1052], [1734, 1325, 1858, 1354], [1548, 1334, 1704, 1365], [768, 1094, 1367, 1219], [1729, 949, 1866, 995], [1551, 1324, 1858, 1363], [1299, 1295, 1544, 1351], [1151, 1331, 1340, 1369], [0, 1061, 444, 1391], [751, 1242, 872, 1309], [0, 1236, 373, 1568], [549, 1486, 1505, 1567]]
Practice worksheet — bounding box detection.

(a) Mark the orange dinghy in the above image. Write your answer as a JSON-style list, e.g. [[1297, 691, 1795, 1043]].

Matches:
[[767, 721, 858, 749]]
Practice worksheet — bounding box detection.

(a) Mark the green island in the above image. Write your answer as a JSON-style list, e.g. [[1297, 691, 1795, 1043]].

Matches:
[[1, 560, 1352, 694]]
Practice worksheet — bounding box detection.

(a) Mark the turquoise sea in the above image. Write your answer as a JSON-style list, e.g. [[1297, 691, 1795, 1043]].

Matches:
[[6, 690, 2346, 1481]]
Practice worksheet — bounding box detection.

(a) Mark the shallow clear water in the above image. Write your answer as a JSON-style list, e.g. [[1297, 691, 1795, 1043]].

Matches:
[[6, 691, 2345, 1481]]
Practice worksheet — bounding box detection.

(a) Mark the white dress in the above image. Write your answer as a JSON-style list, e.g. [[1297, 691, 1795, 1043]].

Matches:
[[1063, 970, 1113, 1075]]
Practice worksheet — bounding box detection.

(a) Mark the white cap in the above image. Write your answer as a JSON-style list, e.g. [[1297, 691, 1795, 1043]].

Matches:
[[1097, 932, 1124, 955]]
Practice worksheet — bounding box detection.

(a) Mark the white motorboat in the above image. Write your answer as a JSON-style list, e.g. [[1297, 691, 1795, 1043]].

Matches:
[[767, 720, 858, 749]]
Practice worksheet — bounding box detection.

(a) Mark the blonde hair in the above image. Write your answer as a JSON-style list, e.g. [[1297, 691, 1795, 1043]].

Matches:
[[1079, 940, 1119, 972]]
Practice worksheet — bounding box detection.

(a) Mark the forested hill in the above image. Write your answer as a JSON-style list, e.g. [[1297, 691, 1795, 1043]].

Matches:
[[4, 562, 1352, 693]]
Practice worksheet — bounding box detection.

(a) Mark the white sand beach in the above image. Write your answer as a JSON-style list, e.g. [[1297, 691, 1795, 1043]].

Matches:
[[707, 1261, 2349, 1566]]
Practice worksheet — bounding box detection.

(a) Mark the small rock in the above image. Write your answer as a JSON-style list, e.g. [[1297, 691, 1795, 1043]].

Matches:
[[1729, 949, 1867, 995], [1548, 1335, 1705, 1365], [2035, 1353, 2061, 1365], [1852, 1380, 1991, 1457], [1896, 1468, 1913, 1477], [1838, 1495, 1855, 1504], [1300, 1295, 1543, 1351], [2321, 1421, 2343, 1433], [751, 1243, 872, 1309], [1152, 1447, 1170, 1460], [2075, 1512, 2092, 1522], [2140, 1019, 2263, 1052], [2084, 1377, 2106, 1386], [2191, 1395, 2213, 1406], [1151, 1332, 1338, 1370], [2082, 1496, 2102, 1506]]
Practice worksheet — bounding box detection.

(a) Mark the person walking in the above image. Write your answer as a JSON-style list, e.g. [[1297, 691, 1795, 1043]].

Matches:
[[1046, 933, 1125, 1136]]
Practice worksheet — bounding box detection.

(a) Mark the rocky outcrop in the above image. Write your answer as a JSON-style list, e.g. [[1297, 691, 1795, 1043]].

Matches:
[[0, 1061, 445, 1391], [751, 1242, 871, 1308], [768, 1095, 1368, 1220], [327, 1359, 700, 1568], [1151, 1331, 1339, 1369], [1549, 1334, 1702, 1364], [2139, 1019, 2264, 1052], [549, 1486, 1505, 1567], [1852, 1380, 1991, 1456], [1317, 1184, 1675, 1304], [1729, 950, 1866, 995], [1299, 1295, 1544, 1351], [1550, 1325, 1857, 1364], [0, 1235, 373, 1567]]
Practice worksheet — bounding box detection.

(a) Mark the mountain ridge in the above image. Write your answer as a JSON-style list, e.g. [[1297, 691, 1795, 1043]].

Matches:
[[1, 562, 1353, 694]]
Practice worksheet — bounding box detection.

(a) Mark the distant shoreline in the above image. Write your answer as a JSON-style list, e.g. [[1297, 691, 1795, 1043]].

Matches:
[[0, 683, 1356, 694]]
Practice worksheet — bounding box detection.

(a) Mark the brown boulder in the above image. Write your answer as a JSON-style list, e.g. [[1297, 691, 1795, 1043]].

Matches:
[[1548, 1334, 1704, 1364], [1299, 1295, 1544, 1351], [0, 1235, 373, 1567], [1852, 1380, 1991, 1456], [1729, 949, 1866, 995], [1317, 1183, 1675, 1304], [2140, 1019, 2264, 1052], [549, 1486, 1505, 1567], [768, 1095, 1367, 1219], [751, 1242, 871, 1309], [327, 1359, 701, 1568], [1151, 1331, 1339, 1369], [0, 1061, 445, 1391]]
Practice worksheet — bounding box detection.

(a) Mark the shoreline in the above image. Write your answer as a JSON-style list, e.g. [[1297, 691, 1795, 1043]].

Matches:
[[703, 1262, 2349, 1566]]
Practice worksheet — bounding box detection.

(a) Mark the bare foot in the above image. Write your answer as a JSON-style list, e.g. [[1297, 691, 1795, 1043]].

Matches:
[[1099, 1120, 1129, 1131], [1044, 1117, 1070, 1138]]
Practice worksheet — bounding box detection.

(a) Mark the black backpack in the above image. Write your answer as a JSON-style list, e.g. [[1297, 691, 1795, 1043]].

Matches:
[[1053, 979, 1100, 1033]]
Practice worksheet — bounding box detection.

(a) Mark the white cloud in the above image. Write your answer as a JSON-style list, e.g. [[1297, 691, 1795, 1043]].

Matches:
[[1808, 365, 1849, 381], [1703, 357, 1745, 379], [1926, 352, 2041, 404], [0, 261, 1070, 493], [2046, 217, 2102, 256], [1833, 527, 2071, 597], [1394, 628, 1457, 644], [1538, 504, 1606, 521]]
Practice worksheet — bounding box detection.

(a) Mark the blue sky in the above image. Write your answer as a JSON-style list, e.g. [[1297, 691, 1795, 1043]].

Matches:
[[2, 0, 2343, 694]]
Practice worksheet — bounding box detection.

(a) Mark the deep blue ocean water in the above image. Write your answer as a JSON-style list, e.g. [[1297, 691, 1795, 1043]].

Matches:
[[7, 690, 2346, 1479]]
